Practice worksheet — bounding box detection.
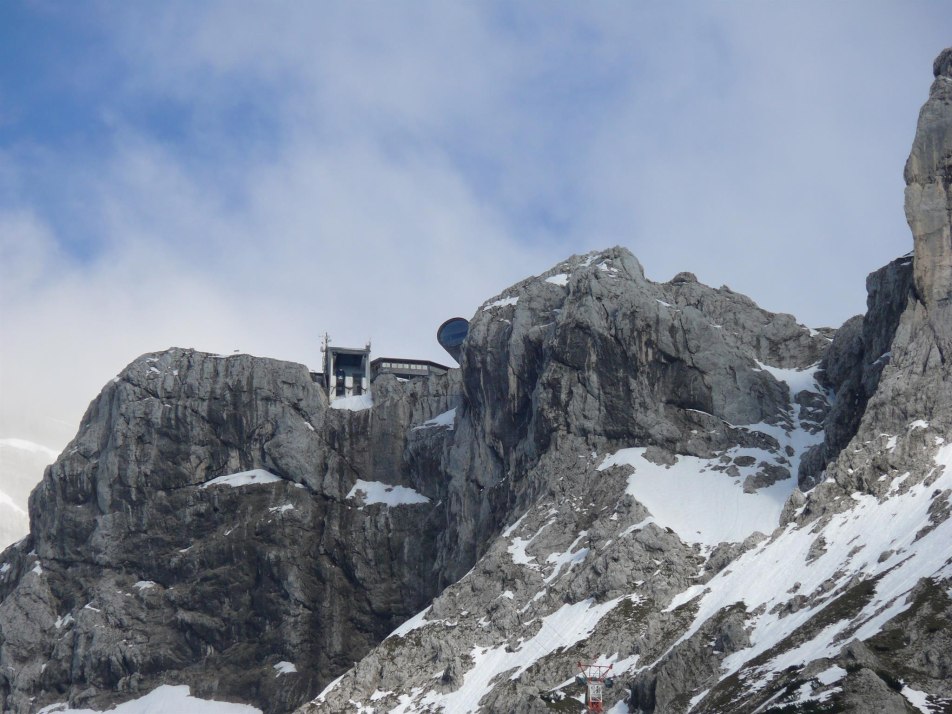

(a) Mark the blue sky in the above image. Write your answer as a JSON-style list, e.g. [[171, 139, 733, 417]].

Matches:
[[1, 2, 950, 448]]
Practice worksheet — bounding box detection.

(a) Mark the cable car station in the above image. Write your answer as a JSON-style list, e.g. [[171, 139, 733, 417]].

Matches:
[[315, 317, 468, 403]]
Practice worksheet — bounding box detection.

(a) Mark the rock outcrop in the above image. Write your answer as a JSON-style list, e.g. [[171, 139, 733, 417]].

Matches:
[[798, 255, 913, 489], [619, 47, 952, 713], [302, 249, 833, 714], [905, 46, 952, 354], [0, 353, 462, 714], [304, 48, 952, 714]]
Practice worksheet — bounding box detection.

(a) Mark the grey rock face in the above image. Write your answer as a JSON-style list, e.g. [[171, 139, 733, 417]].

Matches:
[[0, 350, 461, 714], [462, 248, 824, 465], [304, 249, 831, 714], [798, 255, 914, 489], [799, 46, 952, 493], [832, 47, 952, 472], [305, 49, 952, 714], [837, 668, 911, 714], [905, 46, 952, 356], [840, 579, 952, 707], [677, 48, 952, 714], [0, 244, 827, 714]]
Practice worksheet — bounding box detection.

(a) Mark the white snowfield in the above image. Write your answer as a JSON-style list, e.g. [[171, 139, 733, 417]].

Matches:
[[598, 448, 794, 546], [201, 470, 283, 489], [37, 684, 262, 714], [273, 661, 297, 676], [346, 479, 430, 507], [313, 360, 952, 712], [902, 684, 935, 714], [599, 363, 825, 547], [664, 442, 952, 706], [321, 441, 952, 713], [386, 605, 434, 639], [320, 596, 632, 714], [426, 596, 628, 714]]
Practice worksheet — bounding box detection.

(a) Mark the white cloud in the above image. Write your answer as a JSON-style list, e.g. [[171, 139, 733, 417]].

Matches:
[[0, 211, 66, 301], [0, 124, 548, 450]]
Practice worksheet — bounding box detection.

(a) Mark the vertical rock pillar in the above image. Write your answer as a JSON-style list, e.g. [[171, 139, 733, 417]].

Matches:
[[905, 48, 952, 356]]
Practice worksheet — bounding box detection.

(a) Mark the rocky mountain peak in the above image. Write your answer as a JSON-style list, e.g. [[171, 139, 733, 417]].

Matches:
[[934, 46, 952, 78], [905, 48, 952, 353]]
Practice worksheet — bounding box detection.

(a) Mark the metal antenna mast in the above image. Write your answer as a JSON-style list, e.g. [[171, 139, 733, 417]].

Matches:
[[576, 661, 614, 713]]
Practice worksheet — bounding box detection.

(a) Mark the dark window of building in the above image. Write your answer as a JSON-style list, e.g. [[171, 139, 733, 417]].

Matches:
[[335, 353, 364, 369]]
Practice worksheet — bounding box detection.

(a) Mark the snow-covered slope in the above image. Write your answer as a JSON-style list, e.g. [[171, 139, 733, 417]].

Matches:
[[664, 439, 952, 712], [597, 364, 823, 549], [37, 684, 262, 714]]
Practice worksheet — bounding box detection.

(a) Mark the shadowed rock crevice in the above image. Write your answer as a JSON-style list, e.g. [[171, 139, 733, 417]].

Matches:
[[798, 255, 914, 489]]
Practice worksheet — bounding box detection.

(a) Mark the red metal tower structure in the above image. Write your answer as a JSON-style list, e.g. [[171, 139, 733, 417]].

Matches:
[[577, 661, 613, 713]]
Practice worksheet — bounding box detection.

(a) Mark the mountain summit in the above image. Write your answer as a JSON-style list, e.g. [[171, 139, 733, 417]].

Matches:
[[1, 49, 951, 714]]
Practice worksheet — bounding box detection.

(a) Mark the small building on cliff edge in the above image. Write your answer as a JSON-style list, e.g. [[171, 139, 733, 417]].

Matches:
[[311, 329, 463, 403]]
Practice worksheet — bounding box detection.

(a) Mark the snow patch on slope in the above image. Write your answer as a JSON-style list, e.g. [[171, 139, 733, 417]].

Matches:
[[407, 597, 628, 714], [346, 480, 430, 507], [483, 296, 519, 311], [598, 448, 794, 546], [901, 684, 935, 714], [598, 363, 825, 546], [201, 470, 283, 489], [671, 443, 952, 699], [37, 684, 261, 714], [386, 606, 435, 639], [412, 408, 456, 431], [273, 661, 297, 676]]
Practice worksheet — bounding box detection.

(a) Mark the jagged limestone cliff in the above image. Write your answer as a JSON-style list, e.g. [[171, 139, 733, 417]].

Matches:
[[305, 48, 952, 714], [0, 247, 830, 714], [1, 47, 950, 714], [0, 355, 464, 713]]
